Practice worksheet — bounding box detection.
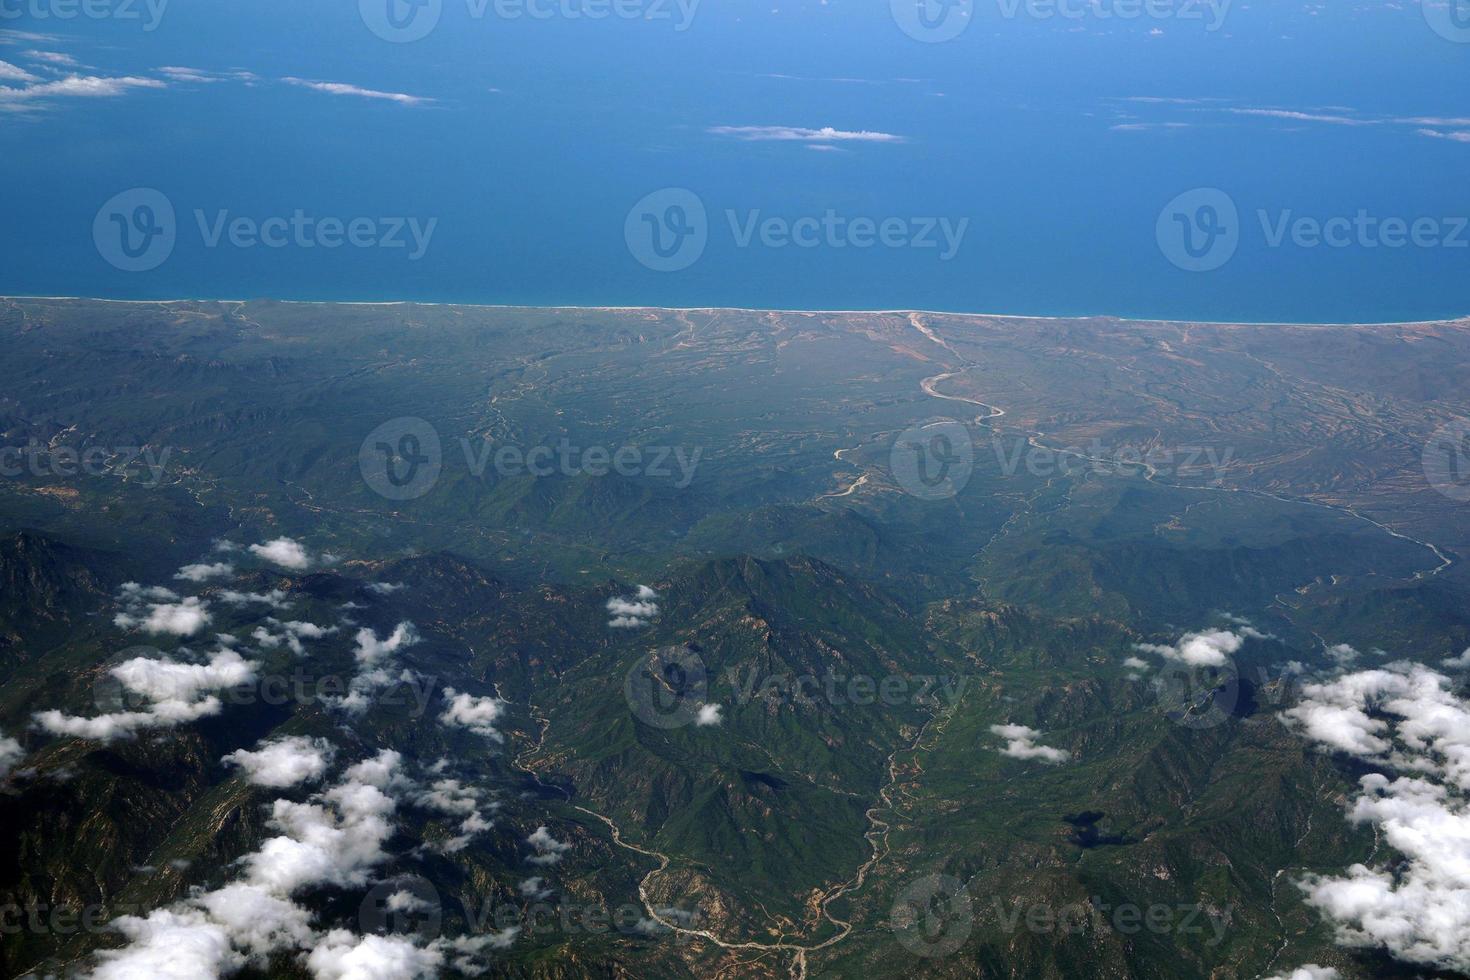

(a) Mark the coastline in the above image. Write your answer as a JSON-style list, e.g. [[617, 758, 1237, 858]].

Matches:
[[2, 295, 1467, 330]]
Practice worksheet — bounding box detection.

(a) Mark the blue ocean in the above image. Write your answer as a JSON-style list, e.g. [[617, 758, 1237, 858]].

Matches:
[[2, 0, 1468, 323]]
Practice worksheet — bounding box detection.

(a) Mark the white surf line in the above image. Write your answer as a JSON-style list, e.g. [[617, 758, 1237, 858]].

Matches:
[[5, 296, 1467, 329]]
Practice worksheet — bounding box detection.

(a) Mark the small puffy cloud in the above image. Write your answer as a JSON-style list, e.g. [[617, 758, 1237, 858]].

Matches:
[[696, 703, 723, 726], [708, 124, 904, 143], [223, 736, 336, 788], [252, 619, 338, 656], [526, 826, 571, 865], [989, 723, 1071, 765], [355, 623, 419, 667], [218, 588, 290, 610], [0, 60, 37, 82], [116, 596, 212, 636], [115, 582, 212, 635], [0, 733, 23, 779], [21, 49, 79, 66], [1326, 643, 1360, 665], [414, 777, 493, 852], [607, 587, 659, 629], [1122, 656, 1150, 670], [518, 877, 551, 899], [248, 537, 311, 570], [1134, 628, 1256, 668], [1443, 648, 1470, 671], [306, 930, 443, 980], [1264, 968, 1340, 980], [323, 623, 420, 715], [439, 688, 507, 741], [120, 582, 179, 602], [282, 77, 430, 106], [175, 562, 234, 583]]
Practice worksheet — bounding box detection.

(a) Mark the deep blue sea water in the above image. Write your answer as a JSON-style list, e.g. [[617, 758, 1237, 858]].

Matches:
[[2, 0, 1469, 323]]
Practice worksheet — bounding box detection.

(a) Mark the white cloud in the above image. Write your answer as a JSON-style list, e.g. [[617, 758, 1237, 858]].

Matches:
[[223, 736, 335, 788], [1134, 628, 1258, 668], [0, 74, 163, 110], [248, 537, 311, 570], [354, 622, 418, 667], [1264, 968, 1340, 980], [413, 777, 493, 852], [157, 66, 258, 85], [1224, 107, 1374, 126], [35, 648, 257, 742], [1283, 662, 1470, 973], [708, 124, 903, 143], [1417, 128, 1470, 144], [439, 688, 507, 741], [526, 826, 571, 865], [88, 750, 414, 979], [0, 60, 36, 82], [696, 703, 723, 726], [1122, 656, 1150, 670], [281, 77, 429, 106], [518, 877, 551, 899], [306, 930, 443, 980], [176, 562, 234, 583], [607, 588, 659, 628], [1443, 647, 1470, 670], [252, 618, 338, 655], [21, 49, 79, 66], [218, 589, 290, 609], [324, 623, 420, 715], [0, 733, 22, 779], [117, 597, 212, 636], [989, 723, 1071, 765]]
